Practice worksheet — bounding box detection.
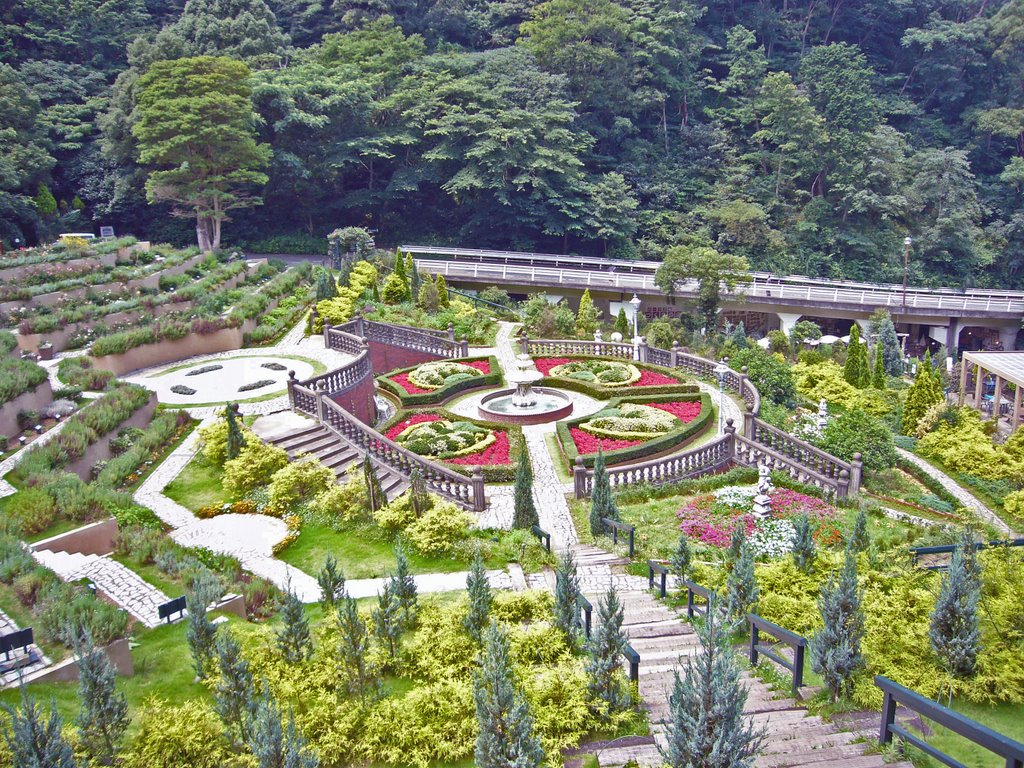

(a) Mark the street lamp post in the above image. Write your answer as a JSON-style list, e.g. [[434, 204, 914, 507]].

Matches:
[[901, 236, 912, 316], [629, 294, 642, 340], [714, 358, 730, 433]]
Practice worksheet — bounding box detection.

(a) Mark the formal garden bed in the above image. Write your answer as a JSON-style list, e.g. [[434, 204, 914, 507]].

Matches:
[[377, 356, 502, 406], [556, 392, 712, 468], [533, 356, 697, 399], [381, 409, 523, 481]]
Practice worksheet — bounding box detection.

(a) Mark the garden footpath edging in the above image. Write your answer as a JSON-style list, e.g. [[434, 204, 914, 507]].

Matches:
[[895, 447, 1012, 534]]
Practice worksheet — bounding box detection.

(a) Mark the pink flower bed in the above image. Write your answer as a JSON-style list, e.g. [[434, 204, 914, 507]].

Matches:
[[648, 400, 702, 422], [384, 412, 511, 465], [569, 428, 644, 454], [388, 359, 492, 394], [533, 357, 680, 386]]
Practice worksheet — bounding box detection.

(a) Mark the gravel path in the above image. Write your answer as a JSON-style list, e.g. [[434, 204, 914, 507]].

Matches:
[[896, 447, 1013, 534]]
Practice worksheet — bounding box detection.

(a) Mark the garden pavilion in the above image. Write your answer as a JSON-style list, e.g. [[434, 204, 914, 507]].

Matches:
[[958, 350, 1024, 431]]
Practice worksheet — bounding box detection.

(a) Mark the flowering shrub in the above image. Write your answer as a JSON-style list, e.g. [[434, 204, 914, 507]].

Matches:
[[547, 359, 642, 387], [676, 486, 840, 555], [569, 428, 643, 453], [381, 357, 499, 403]]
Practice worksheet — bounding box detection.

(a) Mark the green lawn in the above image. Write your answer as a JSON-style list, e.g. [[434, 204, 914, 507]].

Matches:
[[906, 699, 1024, 768], [163, 456, 229, 512]]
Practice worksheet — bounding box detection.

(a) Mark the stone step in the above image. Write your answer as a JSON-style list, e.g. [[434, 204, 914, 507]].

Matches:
[[271, 426, 330, 452]]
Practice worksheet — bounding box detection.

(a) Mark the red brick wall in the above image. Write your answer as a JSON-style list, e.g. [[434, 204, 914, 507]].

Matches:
[[367, 341, 442, 374], [330, 374, 377, 424]]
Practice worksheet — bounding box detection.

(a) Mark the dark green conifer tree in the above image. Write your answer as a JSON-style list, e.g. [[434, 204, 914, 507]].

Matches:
[[585, 587, 630, 713], [317, 554, 346, 611], [337, 596, 375, 698], [930, 532, 982, 683], [810, 549, 865, 701], [2, 690, 78, 768], [473, 624, 545, 768], [409, 469, 431, 516], [553, 549, 582, 647], [363, 454, 385, 513], [726, 540, 759, 622], [464, 549, 492, 642], [225, 403, 246, 461], [213, 629, 257, 741], [871, 345, 886, 388], [406, 252, 420, 294], [74, 633, 129, 765], [792, 515, 815, 572], [436, 275, 449, 308], [848, 508, 869, 553], [671, 534, 692, 584], [661, 598, 764, 767], [276, 588, 311, 664], [614, 307, 630, 337], [247, 692, 320, 768], [513, 448, 538, 529], [186, 576, 219, 680], [589, 449, 618, 535], [372, 580, 402, 664], [726, 525, 745, 566], [391, 542, 418, 627]]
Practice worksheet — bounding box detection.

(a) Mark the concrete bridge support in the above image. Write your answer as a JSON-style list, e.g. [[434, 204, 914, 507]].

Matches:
[[776, 312, 802, 336]]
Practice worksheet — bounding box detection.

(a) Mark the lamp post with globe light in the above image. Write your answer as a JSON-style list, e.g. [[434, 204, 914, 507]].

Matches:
[[714, 358, 730, 433]]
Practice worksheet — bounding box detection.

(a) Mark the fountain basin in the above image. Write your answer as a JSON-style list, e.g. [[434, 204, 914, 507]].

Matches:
[[478, 387, 573, 425]]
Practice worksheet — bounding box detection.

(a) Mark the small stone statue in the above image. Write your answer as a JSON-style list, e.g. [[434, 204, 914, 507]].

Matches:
[[753, 462, 774, 519], [594, 329, 603, 342], [816, 398, 829, 431]]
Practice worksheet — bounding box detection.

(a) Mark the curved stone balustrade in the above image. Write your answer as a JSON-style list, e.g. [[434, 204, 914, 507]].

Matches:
[[525, 338, 634, 359]]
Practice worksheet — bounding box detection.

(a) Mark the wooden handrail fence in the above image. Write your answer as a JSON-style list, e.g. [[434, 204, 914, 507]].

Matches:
[[909, 538, 1024, 569], [602, 517, 635, 557], [747, 613, 808, 696]]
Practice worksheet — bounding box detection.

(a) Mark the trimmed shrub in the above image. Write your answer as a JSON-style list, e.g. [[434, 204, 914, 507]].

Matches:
[[6, 487, 58, 535], [534, 356, 696, 399], [223, 440, 289, 498], [268, 455, 335, 512], [0, 357, 48, 405], [406, 500, 473, 556]]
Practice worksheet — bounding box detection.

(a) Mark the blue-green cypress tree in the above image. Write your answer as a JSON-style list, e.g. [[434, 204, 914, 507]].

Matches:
[[792, 515, 815, 571], [671, 534, 692, 585], [585, 587, 630, 714], [810, 549, 865, 701], [726, 524, 745, 566], [372, 580, 402, 664], [929, 534, 981, 681], [473, 624, 545, 768], [589, 449, 619, 535], [661, 597, 764, 768], [2, 690, 78, 768], [848, 508, 869, 553], [276, 588, 311, 664], [247, 691, 320, 768], [73, 632, 129, 765], [186, 577, 219, 680], [337, 597, 376, 698], [726, 540, 759, 622], [214, 629, 257, 740], [464, 549, 492, 642], [553, 549, 583, 648], [513, 448, 538, 529], [316, 554, 346, 611]]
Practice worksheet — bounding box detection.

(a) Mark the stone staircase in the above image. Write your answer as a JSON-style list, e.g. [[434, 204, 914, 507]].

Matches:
[[574, 547, 913, 768], [266, 424, 411, 501], [32, 549, 170, 628]]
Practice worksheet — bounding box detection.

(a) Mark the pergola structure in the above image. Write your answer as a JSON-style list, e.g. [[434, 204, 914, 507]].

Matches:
[[959, 351, 1024, 430]]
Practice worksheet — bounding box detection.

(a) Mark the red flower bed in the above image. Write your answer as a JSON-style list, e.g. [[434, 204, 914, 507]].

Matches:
[[533, 357, 679, 386], [648, 400, 702, 422], [387, 359, 491, 394], [569, 428, 644, 454], [384, 413, 511, 465]]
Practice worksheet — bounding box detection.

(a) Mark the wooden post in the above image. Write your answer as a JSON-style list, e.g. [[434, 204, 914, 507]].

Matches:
[[959, 358, 968, 406], [1013, 384, 1022, 432], [994, 376, 1004, 421], [748, 621, 759, 666], [974, 363, 985, 415], [879, 690, 898, 746], [573, 456, 587, 499], [792, 643, 806, 696]]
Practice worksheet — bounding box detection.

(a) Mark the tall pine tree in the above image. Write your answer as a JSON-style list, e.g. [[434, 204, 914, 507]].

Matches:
[[848, 508, 869, 553], [553, 549, 583, 647], [810, 548, 865, 701], [871, 345, 886, 388], [473, 624, 545, 768], [464, 549, 492, 642], [276, 588, 311, 663], [513, 448, 538, 529], [843, 325, 869, 388], [391, 542, 418, 627], [436, 275, 449, 308], [74, 632, 129, 765], [373, 580, 402, 664], [585, 587, 630, 714], [902, 350, 943, 434], [213, 629, 257, 741], [661, 597, 764, 768]]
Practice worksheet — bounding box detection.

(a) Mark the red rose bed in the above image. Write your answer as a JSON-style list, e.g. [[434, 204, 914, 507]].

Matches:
[[568, 400, 703, 454], [389, 359, 492, 395], [385, 413, 511, 465], [533, 357, 680, 386]]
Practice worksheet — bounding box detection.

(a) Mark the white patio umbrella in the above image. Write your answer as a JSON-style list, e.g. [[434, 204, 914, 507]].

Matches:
[[819, 334, 840, 344]]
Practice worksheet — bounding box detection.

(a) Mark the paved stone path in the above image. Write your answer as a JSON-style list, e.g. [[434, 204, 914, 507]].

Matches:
[[896, 447, 1012, 534], [32, 549, 170, 628], [574, 546, 913, 768]]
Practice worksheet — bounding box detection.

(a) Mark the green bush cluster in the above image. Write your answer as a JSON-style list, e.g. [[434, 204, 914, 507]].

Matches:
[[95, 410, 194, 490], [316, 261, 378, 328], [57, 356, 115, 391], [377, 356, 502, 406], [917, 408, 1024, 483], [0, 356, 48, 405], [536, 356, 697, 399]]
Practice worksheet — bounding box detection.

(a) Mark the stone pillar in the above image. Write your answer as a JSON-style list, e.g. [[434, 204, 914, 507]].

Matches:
[[447, 322, 455, 342], [742, 402, 754, 436], [470, 467, 485, 512], [776, 312, 802, 336], [573, 456, 588, 499], [287, 370, 296, 407], [849, 453, 863, 496], [958, 359, 967, 407], [637, 337, 648, 364], [837, 469, 850, 500], [315, 384, 326, 422], [723, 417, 736, 459], [459, 337, 469, 357], [353, 312, 366, 338], [670, 341, 680, 368], [999, 325, 1019, 351], [947, 317, 959, 356]]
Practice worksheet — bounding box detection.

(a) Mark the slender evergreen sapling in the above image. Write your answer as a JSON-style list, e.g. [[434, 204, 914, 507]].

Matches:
[[929, 535, 982, 681], [726, 540, 759, 622], [792, 515, 815, 571], [73, 632, 128, 766], [247, 691, 320, 768], [391, 541, 418, 627], [2, 690, 78, 768], [316, 554, 346, 611], [213, 629, 257, 740], [409, 469, 431, 516], [464, 549, 492, 642], [589, 449, 618, 535], [276, 588, 311, 664], [473, 624, 545, 768], [372, 580, 402, 664], [575, 288, 599, 337], [726, 524, 745, 567], [585, 587, 630, 713], [436, 274, 449, 308], [393, 248, 409, 300], [186, 576, 219, 680], [553, 549, 583, 647], [671, 534, 691, 585], [871, 345, 885, 388], [810, 549, 865, 701], [848, 508, 868, 553], [406, 252, 420, 293], [225, 403, 246, 461], [363, 454, 385, 513], [513, 448, 538, 529], [337, 597, 376, 698], [660, 597, 765, 768], [614, 307, 630, 337]]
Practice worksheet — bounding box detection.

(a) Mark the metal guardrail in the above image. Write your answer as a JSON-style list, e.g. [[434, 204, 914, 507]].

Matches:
[[876, 675, 1024, 768], [648, 561, 670, 598], [602, 517, 635, 558], [909, 538, 1024, 568], [530, 525, 551, 552], [747, 614, 807, 696]]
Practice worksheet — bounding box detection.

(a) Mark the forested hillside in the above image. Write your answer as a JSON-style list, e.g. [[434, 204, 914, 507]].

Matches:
[[2, 0, 1023, 285]]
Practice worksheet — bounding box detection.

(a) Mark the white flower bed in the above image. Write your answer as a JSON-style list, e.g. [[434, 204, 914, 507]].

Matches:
[[747, 518, 797, 558]]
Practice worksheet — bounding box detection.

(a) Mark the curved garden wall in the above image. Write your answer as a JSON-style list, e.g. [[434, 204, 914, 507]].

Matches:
[[0, 379, 53, 439], [89, 328, 245, 376]]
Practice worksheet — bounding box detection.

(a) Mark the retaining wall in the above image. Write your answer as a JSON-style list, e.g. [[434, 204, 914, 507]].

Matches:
[[89, 327, 245, 376], [0, 379, 53, 439], [329, 374, 377, 424], [32, 518, 119, 557], [367, 340, 442, 374], [22, 638, 133, 684], [0, 250, 120, 284]]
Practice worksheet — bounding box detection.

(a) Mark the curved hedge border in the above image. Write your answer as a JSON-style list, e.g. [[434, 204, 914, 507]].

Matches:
[[534, 356, 698, 399], [556, 392, 713, 469], [378, 406, 524, 482], [377, 355, 502, 407]]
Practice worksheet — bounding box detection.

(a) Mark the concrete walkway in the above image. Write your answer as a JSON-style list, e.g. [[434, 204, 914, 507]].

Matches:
[[896, 447, 1012, 534]]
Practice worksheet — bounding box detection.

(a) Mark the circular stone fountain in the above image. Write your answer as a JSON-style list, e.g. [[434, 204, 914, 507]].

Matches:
[[478, 355, 573, 424]]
